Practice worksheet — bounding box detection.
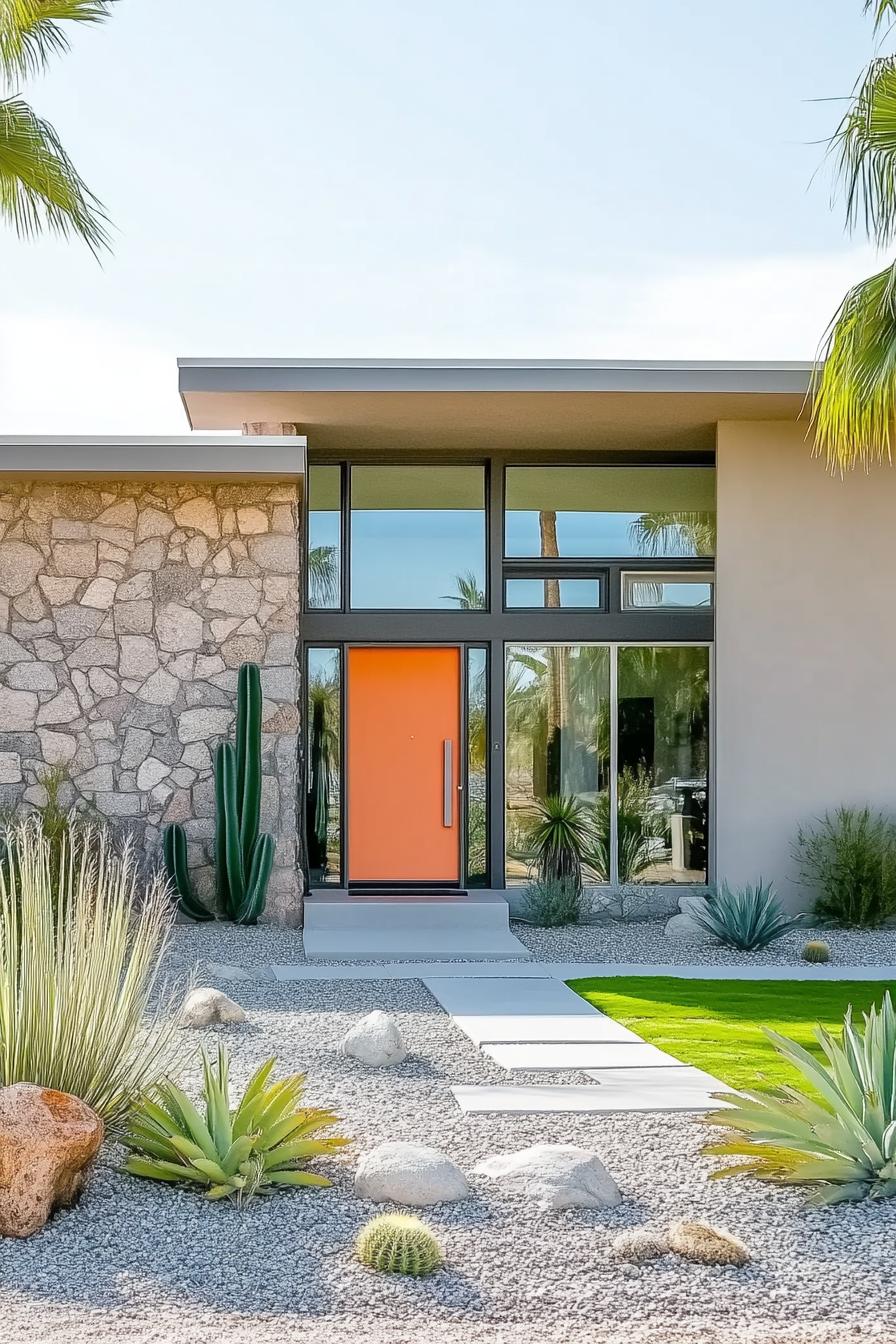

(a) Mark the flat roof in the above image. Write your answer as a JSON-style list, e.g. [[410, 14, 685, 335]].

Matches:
[[178, 358, 812, 453], [0, 434, 306, 479]]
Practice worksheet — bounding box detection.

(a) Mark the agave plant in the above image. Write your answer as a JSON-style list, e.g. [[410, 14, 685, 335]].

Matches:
[[527, 794, 592, 890], [703, 993, 896, 1205], [690, 881, 803, 952], [122, 1046, 349, 1203]]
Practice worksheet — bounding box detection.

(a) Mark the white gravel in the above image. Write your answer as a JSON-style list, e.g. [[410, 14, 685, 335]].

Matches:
[[161, 917, 896, 976], [1, 967, 894, 1344], [513, 919, 896, 968]]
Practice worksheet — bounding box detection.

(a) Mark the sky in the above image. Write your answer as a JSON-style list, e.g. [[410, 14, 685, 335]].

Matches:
[[0, 0, 889, 431]]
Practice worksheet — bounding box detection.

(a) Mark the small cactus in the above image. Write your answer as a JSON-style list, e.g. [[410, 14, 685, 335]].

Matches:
[[801, 939, 831, 964], [356, 1214, 443, 1276]]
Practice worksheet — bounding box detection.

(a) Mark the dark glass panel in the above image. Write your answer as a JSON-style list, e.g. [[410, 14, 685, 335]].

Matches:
[[466, 647, 487, 886], [505, 577, 601, 609], [306, 647, 341, 884], [307, 465, 341, 610]]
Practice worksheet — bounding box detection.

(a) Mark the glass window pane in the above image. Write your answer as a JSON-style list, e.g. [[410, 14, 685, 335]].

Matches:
[[505, 466, 716, 559], [351, 465, 486, 609], [505, 577, 601, 609], [306, 648, 341, 884], [307, 465, 341, 609], [624, 574, 714, 609], [617, 646, 710, 884], [505, 645, 610, 884], [466, 648, 488, 886]]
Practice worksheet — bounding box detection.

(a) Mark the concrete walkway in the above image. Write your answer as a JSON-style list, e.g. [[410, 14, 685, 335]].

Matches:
[[422, 974, 728, 1114]]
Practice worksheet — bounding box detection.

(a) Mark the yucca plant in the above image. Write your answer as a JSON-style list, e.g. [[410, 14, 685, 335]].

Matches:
[[703, 993, 896, 1205], [527, 794, 592, 891], [0, 818, 182, 1133], [122, 1046, 349, 1203], [690, 881, 803, 952]]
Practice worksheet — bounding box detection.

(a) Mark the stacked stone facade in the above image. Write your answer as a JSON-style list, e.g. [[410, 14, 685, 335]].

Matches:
[[0, 479, 302, 924]]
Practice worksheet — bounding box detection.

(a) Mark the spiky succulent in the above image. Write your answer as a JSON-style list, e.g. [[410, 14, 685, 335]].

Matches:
[[703, 992, 896, 1205], [122, 1046, 349, 1202], [690, 881, 803, 951], [802, 939, 831, 964], [356, 1214, 443, 1276]]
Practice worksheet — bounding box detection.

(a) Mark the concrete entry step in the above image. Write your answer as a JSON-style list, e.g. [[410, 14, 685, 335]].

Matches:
[[302, 893, 531, 962], [453, 1066, 728, 1114]]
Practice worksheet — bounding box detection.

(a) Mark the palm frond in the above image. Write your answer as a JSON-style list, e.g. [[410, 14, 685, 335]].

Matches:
[[866, 0, 896, 31], [0, 1, 116, 82], [811, 260, 896, 470], [0, 95, 109, 249], [628, 511, 716, 558], [831, 55, 896, 245]]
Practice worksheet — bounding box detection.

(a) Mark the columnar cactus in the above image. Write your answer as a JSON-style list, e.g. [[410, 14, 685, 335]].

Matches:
[[164, 662, 275, 924], [356, 1214, 443, 1276]]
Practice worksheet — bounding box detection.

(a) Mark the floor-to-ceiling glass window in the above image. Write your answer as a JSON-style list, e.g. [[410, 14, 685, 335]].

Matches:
[[616, 646, 710, 884], [306, 647, 342, 884], [504, 644, 709, 886], [505, 645, 611, 883]]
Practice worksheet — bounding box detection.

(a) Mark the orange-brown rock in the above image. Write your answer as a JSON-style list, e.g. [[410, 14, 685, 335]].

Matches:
[[0, 1084, 103, 1237]]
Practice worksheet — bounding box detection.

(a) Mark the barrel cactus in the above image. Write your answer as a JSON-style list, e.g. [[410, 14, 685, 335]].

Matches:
[[801, 939, 831, 964], [163, 661, 275, 924], [356, 1214, 443, 1276]]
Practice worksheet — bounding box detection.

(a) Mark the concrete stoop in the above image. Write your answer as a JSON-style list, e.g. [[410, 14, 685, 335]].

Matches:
[[302, 891, 532, 962]]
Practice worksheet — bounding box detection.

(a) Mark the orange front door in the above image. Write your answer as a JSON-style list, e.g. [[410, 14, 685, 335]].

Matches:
[[347, 646, 460, 882]]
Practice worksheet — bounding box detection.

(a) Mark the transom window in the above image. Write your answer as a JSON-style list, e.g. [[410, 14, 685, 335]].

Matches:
[[504, 465, 716, 559]]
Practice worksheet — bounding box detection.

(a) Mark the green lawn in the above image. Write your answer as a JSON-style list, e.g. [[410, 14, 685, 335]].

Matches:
[[567, 976, 894, 1091]]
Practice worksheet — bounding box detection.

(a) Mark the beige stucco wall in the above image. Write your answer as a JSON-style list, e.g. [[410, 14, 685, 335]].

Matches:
[[715, 420, 896, 909]]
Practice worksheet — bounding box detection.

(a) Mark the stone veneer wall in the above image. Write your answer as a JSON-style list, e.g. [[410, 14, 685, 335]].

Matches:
[[0, 479, 302, 925]]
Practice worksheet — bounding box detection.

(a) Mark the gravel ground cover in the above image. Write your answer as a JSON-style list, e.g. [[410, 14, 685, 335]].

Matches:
[[514, 919, 896, 968], [1, 960, 894, 1344], [162, 917, 896, 973]]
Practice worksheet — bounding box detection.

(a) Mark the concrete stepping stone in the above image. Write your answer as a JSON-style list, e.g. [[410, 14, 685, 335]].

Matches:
[[451, 1013, 643, 1046], [483, 1041, 685, 1071], [423, 976, 593, 1017], [452, 1068, 729, 1114]]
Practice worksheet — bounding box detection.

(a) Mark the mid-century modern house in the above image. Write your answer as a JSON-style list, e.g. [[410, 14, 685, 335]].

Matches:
[[0, 359, 891, 951]]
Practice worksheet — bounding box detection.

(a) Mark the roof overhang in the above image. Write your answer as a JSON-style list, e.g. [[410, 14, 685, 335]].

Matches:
[[0, 435, 306, 479], [178, 358, 813, 454]]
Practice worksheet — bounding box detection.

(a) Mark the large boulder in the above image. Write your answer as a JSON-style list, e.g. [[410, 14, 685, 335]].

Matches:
[[0, 1084, 103, 1237], [665, 895, 713, 944], [354, 1141, 470, 1206], [180, 987, 247, 1028], [339, 1011, 407, 1067], [473, 1143, 621, 1210]]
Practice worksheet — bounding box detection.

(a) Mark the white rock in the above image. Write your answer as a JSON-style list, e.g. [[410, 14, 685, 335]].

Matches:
[[339, 1011, 407, 1067], [80, 577, 117, 610], [473, 1144, 621, 1210], [173, 498, 220, 538], [664, 898, 713, 944], [354, 1141, 470, 1206], [180, 988, 247, 1028]]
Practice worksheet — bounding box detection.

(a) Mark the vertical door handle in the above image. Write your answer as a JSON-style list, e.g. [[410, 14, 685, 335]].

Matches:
[[443, 739, 453, 827]]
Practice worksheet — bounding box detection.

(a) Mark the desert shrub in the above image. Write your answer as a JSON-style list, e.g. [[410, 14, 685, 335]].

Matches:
[[123, 1045, 349, 1202], [585, 769, 662, 883], [703, 992, 896, 1205], [356, 1214, 443, 1275], [690, 881, 803, 951], [794, 807, 896, 928], [801, 939, 831, 964], [0, 818, 182, 1132], [520, 876, 584, 927], [526, 794, 591, 890]]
